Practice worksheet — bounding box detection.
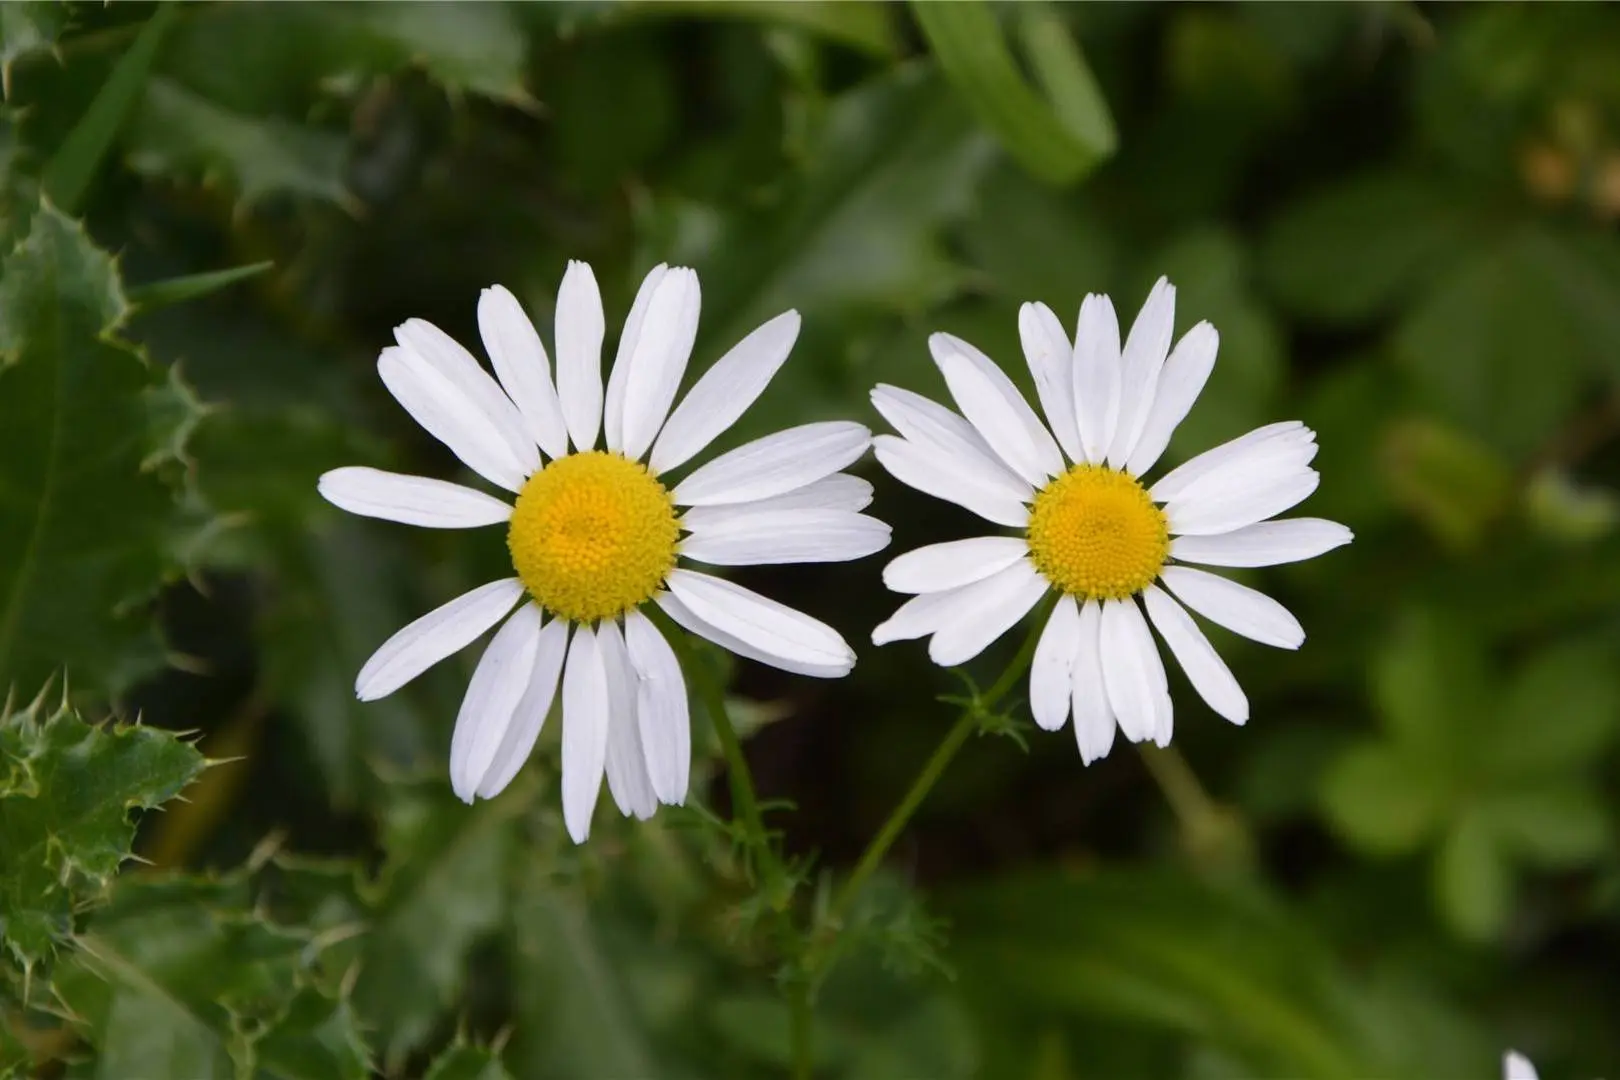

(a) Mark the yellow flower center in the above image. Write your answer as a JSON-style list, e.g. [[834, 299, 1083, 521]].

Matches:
[[1025, 464, 1169, 600], [507, 451, 680, 624]]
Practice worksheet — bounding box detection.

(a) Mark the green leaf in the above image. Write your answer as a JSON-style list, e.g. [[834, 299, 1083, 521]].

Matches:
[[0, 2, 67, 98], [1382, 419, 1514, 551], [914, 1, 1114, 186], [1487, 640, 1620, 777], [1369, 609, 1490, 751], [1434, 814, 1512, 941], [423, 1040, 515, 1080], [1481, 787, 1611, 869], [0, 694, 204, 976], [0, 202, 206, 697], [42, 4, 179, 215], [626, 0, 898, 57], [1319, 745, 1444, 857], [254, 986, 373, 1080], [126, 261, 274, 313]]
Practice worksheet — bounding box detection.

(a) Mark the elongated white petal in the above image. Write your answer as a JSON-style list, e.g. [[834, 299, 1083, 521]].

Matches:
[[319, 466, 511, 529], [1020, 302, 1081, 462], [1125, 322, 1217, 477], [930, 332, 1064, 485], [560, 624, 609, 843], [605, 264, 668, 452], [1162, 434, 1318, 509], [450, 603, 542, 803], [378, 346, 528, 492], [1030, 596, 1079, 732], [1073, 294, 1122, 464], [1143, 585, 1247, 724], [1107, 277, 1176, 468], [870, 384, 1030, 496], [396, 319, 539, 476], [477, 615, 568, 799], [1151, 421, 1309, 502], [1159, 566, 1304, 649], [927, 559, 1047, 667], [657, 591, 851, 679], [1167, 471, 1320, 536], [673, 421, 869, 507], [651, 310, 801, 475], [624, 610, 690, 805], [1171, 518, 1353, 568], [556, 260, 605, 451], [679, 475, 872, 532], [872, 436, 1030, 529], [681, 510, 890, 566], [1071, 600, 1117, 763], [1504, 1052, 1539, 1080], [621, 268, 701, 461], [479, 284, 569, 459], [598, 619, 657, 820], [882, 536, 1029, 594], [664, 570, 855, 675], [871, 588, 967, 646], [1099, 598, 1170, 745], [356, 578, 524, 701]]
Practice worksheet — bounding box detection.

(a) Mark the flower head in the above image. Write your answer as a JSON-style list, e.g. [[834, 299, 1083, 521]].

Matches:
[[871, 278, 1351, 761], [320, 262, 889, 841]]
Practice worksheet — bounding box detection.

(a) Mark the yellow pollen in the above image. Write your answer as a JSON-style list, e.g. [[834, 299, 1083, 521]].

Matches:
[[1025, 464, 1169, 601], [507, 451, 680, 624]]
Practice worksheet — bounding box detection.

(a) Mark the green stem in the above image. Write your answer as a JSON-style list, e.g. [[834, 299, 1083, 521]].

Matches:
[[789, 984, 813, 1080]]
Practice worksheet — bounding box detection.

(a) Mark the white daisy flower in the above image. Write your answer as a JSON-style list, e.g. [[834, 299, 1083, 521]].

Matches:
[[1505, 1051, 1538, 1080], [319, 262, 888, 842], [870, 278, 1351, 761]]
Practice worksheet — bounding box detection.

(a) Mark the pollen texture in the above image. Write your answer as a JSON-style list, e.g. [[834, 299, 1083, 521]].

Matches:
[[507, 451, 680, 624], [1025, 464, 1169, 601]]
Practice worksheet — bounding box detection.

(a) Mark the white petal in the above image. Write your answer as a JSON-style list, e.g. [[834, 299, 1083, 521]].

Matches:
[[1099, 598, 1170, 745], [664, 569, 855, 675], [673, 422, 870, 507], [1107, 277, 1176, 468], [356, 578, 524, 701], [651, 310, 801, 475], [1019, 302, 1081, 462], [624, 610, 690, 806], [1160, 432, 1318, 509], [377, 346, 528, 492], [658, 593, 850, 679], [1166, 471, 1321, 536], [605, 264, 668, 452], [598, 619, 657, 821], [1504, 1052, 1539, 1080], [1170, 518, 1354, 568], [872, 435, 1030, 529], [1125, 322, 1217, 477], [678, 474, 872, 532], [1030, 596, 1079, 732], [1159, 566, 1304, 649], [319, 466, 511, 529], [396, 318, 538, 476], [870, 384, 1031, 498], [1072, 293, 1122, 464], [930, 332, 1064, 485], [478, 284, 569, 459], [1071, 600, 1117, 763], [621, 268, 701, 461], [681, 510, 890, 566], [1142, 585, 1247, 724], [1151, 421, 1310, 502], [871, 589, 967, 646], [477, 615, 568, 799], [882, 536, 1029, 594], [450, 603, 542, 803], [560, 624, 609, 843], [927, 559, 1048, 667], [556, 260, 606, 451]]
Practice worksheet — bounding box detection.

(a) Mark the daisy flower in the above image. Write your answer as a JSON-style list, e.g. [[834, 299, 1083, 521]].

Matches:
[[870, 278, 1351, 761], [319, 262, 888, 841]]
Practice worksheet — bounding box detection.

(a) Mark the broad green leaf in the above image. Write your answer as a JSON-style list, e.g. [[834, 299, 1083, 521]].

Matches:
[[914, 1, 1114, 187], [423, 1040, 515, 1080], [254, 986, 372, 1080], [1481, 787, 1611, 869], [0, 694, 204, 976], [1369, 609, 1489, 751], [1319, 745, 1444, 857], [1486, 640, 1620, 777], [0, 202, 207, 697], [1382, 419, 1513, 551], [42, 4, 178, 215], [0, 2, 66, 98], [1434, 814, 1511, 941], [1523, 470, 1620, 544], [126, 261, 274, 314]]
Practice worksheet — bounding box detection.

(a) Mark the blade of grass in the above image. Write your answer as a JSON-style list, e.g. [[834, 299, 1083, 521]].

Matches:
[[126, 261, 274, 313]]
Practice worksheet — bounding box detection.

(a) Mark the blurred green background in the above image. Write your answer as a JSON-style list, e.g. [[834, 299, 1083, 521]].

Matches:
[[4, 2, 1620, 1077]]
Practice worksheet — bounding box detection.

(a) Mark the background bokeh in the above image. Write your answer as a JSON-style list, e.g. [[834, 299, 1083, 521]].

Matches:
[[4, 3, 1620, 1077]]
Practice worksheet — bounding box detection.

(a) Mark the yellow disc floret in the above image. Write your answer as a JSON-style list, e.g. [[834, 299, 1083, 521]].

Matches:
[[507, 451, 680, 624], [1025, 464, 1169, 601]]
